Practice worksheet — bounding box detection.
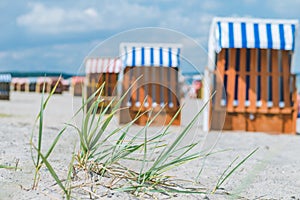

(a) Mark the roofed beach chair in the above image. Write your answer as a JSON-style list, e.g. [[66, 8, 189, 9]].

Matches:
[[203, 17, 298, 133], [119, 43, 182, 126]]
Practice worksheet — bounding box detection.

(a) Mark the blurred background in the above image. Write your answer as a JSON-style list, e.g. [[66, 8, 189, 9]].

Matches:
[[0, 0, 299, 75]]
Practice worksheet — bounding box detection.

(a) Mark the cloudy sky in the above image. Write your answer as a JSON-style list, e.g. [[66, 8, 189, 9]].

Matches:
[[1, 0, 300, 74]]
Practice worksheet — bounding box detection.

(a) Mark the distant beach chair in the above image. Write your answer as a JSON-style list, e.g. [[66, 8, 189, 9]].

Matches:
[[61, 79, 70, 92], [11, 78, 19, 91], [36, 77, 52, 93], [85, 57, 122, 111], [49, 77, 63, 94], [36, 77, 62, 94], [71, 76, 85, 96], [19, 78, 29, 92], [29, 77, 37, 92], [0, 74, 11, 100], [191, 75, 203, 99], [203, 17, 298, 133], [119, 43, 182, 126]]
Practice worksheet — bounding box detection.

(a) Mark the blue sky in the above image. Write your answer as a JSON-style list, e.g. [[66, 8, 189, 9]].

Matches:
[[0, 0, 300, 74]]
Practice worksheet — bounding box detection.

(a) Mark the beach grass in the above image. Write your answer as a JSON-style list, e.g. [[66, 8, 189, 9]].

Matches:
[[30, 77, 68, 189], [0, 164, 18, 170], [30, 81, 257, 199], [213, 147, 258, 193]]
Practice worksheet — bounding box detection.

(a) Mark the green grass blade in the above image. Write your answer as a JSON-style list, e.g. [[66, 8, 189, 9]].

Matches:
[[138, 125, 148, 184], [44, 127, 67, 159], [87, 84, 105, 134], [85, 99, 104, 146], [36, 82, 45, 167], [107, 109, 150, 165], [111, 75, 143, 112], [91, 115, 146, 162], [0, 164, 17, 170], [213, 147, 259, 192], [66, 123, 88, 153], [172, 142, 199, 159], [151, 94, 213, 172], [83, 99, 98, 144], [118, 144, 144, 159], [71, 85, 103, 120], [147, 105, 183, 167], [43, 76, 61, 110], [88, 78, 146, 162], [124, 109, 156, 147], [65, 145, 76, 199], [88, 103, 117, 150], [153, 153, 202, 174], [32, 76, 62, 165], [86, 97, 117, 146], [34, 126, 68, 170], [78, 84, 104, 143], [33, 76, 61, 123], [110, 129, 128, 162], [36, 149, 67, 195], [93, 146, 115, 162], [214, 156, 239, 191]]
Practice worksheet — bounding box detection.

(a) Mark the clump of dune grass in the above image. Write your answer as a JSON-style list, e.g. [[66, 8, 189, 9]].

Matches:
[[30, 80, 257, 199]]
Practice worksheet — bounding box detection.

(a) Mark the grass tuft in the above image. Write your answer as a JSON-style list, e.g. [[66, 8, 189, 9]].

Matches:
[[30, 81, 257, 199]]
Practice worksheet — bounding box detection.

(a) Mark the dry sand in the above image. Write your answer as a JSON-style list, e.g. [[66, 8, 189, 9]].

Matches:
[[1, 92, 300, 199]]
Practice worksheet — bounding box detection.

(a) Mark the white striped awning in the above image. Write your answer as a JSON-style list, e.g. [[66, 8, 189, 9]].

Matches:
[[85, 58, 122, 74], [120, 43, 181, 68], [0, 74, 11, 83], [211, 17, 298, 52]]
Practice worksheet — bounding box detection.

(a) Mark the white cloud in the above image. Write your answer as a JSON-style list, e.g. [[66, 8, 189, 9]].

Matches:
[[17, 3, 103, 34], [15, 0, 218, 42], [0, 52, 8, 59], [243, 0, 257, 4], [0, 41, 95, 72], [159, 11, 213, 41], [16, 1, 214, 37], [266, 0, 300, 16], [201, 0, 220, 10], [16, 2, 161, 34], [1, 49, 34, 60], [84, 8, 98, 18]]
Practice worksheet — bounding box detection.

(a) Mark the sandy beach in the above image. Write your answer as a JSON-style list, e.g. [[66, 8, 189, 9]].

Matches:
[[1, 92, 300, 199]]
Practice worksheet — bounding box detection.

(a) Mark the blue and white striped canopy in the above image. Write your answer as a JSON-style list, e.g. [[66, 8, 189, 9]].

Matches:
[[0, 74, 11, 83], [120, 43, 181, 68], [211, 17, 298, 52]]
